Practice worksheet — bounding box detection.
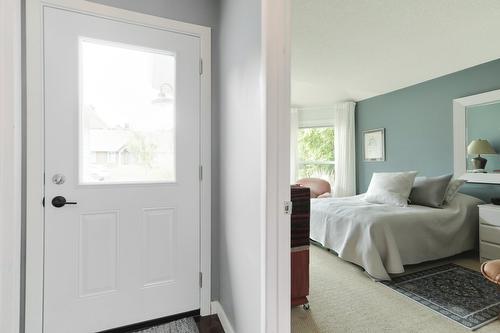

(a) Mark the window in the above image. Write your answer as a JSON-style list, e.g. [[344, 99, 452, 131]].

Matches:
[[297, 127, 334, 184], [79, 38, 176, 184]]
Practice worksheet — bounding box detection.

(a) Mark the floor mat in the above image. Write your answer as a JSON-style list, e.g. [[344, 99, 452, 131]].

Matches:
[[381, 263, 500, 330], [133, 317, 198, 333]]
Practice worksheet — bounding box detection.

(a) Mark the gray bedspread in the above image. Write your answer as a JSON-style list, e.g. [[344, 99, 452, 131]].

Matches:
[[310, 193, 483, 280]]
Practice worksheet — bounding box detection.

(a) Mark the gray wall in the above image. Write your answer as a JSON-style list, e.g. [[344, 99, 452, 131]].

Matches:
[[356, 58, 500, 202], [89, 0, 220, 27], [218, 0, 264, 331], [88, 0, 221, 299]]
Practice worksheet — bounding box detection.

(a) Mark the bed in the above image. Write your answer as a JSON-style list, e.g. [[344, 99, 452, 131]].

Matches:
[[310, 193, 484, 280]]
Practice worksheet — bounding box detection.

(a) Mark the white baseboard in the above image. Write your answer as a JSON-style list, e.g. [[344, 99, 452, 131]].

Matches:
[[210, 301, 235, 333]]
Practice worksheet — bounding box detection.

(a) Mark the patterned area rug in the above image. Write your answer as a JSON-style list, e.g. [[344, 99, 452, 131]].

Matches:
[[382, 264, 500, 330], [133, 318, 198, 333]]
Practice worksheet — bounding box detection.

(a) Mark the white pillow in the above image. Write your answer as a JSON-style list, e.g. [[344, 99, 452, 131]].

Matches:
[[444, 179, 466, 203], [365, 171, 418, 207]]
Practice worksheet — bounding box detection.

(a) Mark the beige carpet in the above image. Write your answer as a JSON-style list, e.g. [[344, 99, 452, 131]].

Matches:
[[292, 245, 500, 333]]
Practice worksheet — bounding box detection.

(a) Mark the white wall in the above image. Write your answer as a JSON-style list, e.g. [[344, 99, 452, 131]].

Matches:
[[0, 0, 22, 332], [297, 107, 334, 128], [218, 0, 264, 332]]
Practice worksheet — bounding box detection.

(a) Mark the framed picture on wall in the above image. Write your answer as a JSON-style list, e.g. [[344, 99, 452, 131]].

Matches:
[[363, 128, 385, 161]]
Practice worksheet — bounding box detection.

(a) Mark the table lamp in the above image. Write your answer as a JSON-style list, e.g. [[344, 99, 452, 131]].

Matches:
[[467, 139, 497, 170]]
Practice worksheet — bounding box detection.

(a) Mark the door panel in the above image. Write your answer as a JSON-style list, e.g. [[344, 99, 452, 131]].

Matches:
[[43, 7, 200, 333], [142, 207, 176, 286], [79, 211, 119, 297]]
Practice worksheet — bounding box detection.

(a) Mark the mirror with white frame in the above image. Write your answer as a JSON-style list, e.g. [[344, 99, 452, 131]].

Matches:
[[453, 89, 500, 183]]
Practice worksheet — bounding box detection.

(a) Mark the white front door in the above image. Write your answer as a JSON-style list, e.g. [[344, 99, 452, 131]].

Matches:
[[43, 7, 201, 333]]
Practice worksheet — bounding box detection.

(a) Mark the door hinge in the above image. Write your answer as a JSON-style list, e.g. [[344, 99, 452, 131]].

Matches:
[[284, 201, 293, 215], [199, 59, 203, 75], [199, 165, 203, 181], [199, 272, 203, 288]]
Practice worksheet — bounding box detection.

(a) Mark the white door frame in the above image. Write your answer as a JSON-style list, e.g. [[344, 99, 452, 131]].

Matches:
[[262, 0, 291, 332], [0, 0, 22, 332], [25, 1, 212, 332]]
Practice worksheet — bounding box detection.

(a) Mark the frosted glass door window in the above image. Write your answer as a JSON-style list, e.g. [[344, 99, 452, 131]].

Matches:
[[80, 39, 176, 184]]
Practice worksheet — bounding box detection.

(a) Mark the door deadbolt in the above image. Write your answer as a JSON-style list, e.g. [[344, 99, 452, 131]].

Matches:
[[52, 174, 66, 185]]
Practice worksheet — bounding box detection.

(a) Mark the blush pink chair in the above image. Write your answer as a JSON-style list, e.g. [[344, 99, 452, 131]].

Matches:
[[296, 178, 332, 198], [481, 260, 500, 286]]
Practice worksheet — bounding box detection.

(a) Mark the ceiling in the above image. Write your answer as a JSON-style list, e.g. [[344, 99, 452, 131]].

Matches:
[[292, 0, 500, 107]]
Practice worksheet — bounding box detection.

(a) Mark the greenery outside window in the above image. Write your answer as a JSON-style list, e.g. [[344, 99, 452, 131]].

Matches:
[[297, 127, 334, 184]]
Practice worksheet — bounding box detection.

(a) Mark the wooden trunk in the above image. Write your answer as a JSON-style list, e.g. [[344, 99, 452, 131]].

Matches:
[[291, 247, 309, 306], [290, 185, 310, 307]]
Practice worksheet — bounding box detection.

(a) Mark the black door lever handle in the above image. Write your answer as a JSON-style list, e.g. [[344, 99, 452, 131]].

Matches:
[[52, 196, 77, 208]]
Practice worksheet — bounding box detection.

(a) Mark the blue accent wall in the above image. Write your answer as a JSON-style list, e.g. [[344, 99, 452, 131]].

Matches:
[[356, 58, 500, 202]]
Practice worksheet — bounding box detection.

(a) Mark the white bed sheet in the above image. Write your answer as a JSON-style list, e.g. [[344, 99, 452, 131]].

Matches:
[[310, 193, 483, 280]]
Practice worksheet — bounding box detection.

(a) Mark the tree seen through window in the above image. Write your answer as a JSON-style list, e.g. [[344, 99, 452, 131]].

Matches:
[[297, 127, 334, 184]]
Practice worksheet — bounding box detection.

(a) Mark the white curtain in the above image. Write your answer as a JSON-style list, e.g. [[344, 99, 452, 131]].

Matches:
[[333, 102, 356, 197], [290, 108, 299, 183]]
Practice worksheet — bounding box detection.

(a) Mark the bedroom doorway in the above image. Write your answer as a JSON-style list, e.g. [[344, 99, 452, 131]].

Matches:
[[289, 1, 500, 332]]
